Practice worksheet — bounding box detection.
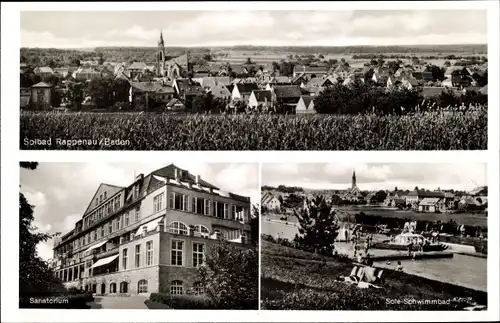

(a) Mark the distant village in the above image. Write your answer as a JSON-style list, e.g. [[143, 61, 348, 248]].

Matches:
[[20, 32, 488, 113], [261, 170, 488, 215]]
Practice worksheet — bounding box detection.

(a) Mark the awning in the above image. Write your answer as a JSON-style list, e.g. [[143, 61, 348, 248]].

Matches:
[[135, 216, 164, 236], [91, 254, 119, 269], [84, 240, 108, 253]]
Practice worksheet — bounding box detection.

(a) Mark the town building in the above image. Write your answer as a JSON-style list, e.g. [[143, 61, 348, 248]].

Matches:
[[261, 192, 281, 211], [248, 90, 272, 109], [129, 82, 176, 110], [30, 81, 53, 109], [51, 164, 253, 296], [342, 170, 364, 202], [295, 95, 315, 114]]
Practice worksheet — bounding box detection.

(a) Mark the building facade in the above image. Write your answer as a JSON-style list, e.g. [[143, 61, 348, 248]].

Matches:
[[52, 164, 252, 296]]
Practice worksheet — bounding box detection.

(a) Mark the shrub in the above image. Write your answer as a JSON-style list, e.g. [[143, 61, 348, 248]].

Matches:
[[149, 293, 212, 309]]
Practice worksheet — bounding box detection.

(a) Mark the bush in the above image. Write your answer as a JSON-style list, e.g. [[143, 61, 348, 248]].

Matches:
[[149, 293, 212, 309]]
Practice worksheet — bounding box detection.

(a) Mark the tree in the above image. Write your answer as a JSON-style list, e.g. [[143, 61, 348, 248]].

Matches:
[[66, 81, 85, 110], [245, 57, 253, 65], [87, 78, 114, 109], [250, 204, 259, 245], [197, 241, 258, 309], [374, 190, 387, 203], [203, 53, 213, 62], [444, 60, 451, 67], [293, 196, 339, 256], [428, 65, 445, 81], [20, 162, 64, 297]]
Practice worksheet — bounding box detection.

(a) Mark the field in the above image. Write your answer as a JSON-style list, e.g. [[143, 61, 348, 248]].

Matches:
[[20, 110, 487, 150], [260, 240, 487, 310]]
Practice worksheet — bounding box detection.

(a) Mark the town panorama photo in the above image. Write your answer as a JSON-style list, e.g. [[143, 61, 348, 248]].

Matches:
[[19, 9, 488, 150]]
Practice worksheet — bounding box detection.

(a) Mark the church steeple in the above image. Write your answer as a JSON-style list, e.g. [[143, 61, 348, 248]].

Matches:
[[156, 30, 166, 77], [159, 30, 164, 46], [352, 170, 356, 189]]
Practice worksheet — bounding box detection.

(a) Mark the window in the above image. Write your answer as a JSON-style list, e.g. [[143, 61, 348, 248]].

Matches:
[[169, 192, 188, 211], [120, 282, 128, 293], [146, 241, 153, 266], [193, 243, 204, 267], [109, 282, 116, 293], [100, 194, 103, 203], [224, 203, 229, 219], [194, 225, 210, 237], [122, 249, 128, 270], [93, 230, 97, 241], [115, 197, 121, 210], [214, 202, 225, 218], [117, 216, 121, 230], [95, 199, 98, 206], [138, 279, 148, 293], [169, 221, 188, 235], [234, 206, 244, 222], [135, 207, 141, 222], [135, 245, 141, 268], [183, 195, 189, 211], [124, 212, 129, 227], [171, 240, 183, 266], [204, 199, 211, 216], [101, 226, 105, 237], [104, 192, 107, 200], [153, 193, 164, 213], [134, 186, 140, 199], [170, 280, 183, 295]]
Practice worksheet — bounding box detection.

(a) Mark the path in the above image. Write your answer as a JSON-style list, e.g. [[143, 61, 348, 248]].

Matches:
[[88, 295, 149, 309]]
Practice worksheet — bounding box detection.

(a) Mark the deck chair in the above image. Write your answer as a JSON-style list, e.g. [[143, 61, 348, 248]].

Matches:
[[357, 266, 384, 289], [341, 265, 365, 284]]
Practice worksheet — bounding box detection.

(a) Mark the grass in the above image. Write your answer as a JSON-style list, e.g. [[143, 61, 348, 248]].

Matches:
[[260, 240, 487, 310], [20, 110, 487, 150]]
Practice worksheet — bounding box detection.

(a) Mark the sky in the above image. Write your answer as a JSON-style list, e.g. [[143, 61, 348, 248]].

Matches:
[[20, 10, 487, 48], [20, 162, 259, 261], [262, 163, 487, 192]]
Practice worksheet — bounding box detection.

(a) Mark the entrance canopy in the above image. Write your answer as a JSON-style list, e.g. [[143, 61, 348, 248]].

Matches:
[[91, 254, 119, 269]]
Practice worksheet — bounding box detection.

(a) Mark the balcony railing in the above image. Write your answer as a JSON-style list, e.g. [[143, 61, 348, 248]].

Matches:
[[95, 247, 119, 260]]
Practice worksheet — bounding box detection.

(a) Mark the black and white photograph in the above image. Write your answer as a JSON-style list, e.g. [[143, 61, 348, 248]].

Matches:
[[19, 162, 259, 309], [260, 163, 488, 310], [19, 8, 488, 150]]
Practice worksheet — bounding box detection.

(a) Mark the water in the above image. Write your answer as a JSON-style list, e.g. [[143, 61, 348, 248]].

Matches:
[[263, 220, 487, 292]]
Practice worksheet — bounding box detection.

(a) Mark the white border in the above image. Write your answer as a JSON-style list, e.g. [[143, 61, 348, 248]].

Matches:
[[2, 1, 499, 322]]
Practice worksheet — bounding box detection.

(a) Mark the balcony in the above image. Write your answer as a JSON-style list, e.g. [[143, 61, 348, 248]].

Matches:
[[94, 247, 119, 260]]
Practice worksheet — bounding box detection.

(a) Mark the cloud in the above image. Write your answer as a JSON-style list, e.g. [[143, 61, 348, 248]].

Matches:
[[263, 163, 487, 191], [20, 10, 487, 48]]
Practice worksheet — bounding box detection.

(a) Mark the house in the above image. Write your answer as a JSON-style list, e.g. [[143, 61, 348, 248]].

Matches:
[[419, 198, 445, 213], [261, 192, 281, 211], [301, 86, 325, 97], [401, 78, 419, 90], [165, 98, 185, 112], [129, 82, 176, 110], [73, 67, 101, 81], [192, 65, 210, 78], [33, 66, 54, 79], [54, 68, 70, 78], [386, 75, 400, 88], [360, 66, 375, 83], [231, 83, 259, 103], [479, 84, 488, 95], [389, 198, 406, 208], [207, 82, 232, 99], [230, 64, 249, 77], [271, 85, 302, 109], [172, 79, 205, 101], [248, 90, 273, 109], [126, 62, 148, 79], [406, 190, 445, 207], [305, 76, 336, 88], [295, 95, 315, 114], [372, 69, 390, 85], [293, 65, 328, 79], [51, 164, 253, 294], [30, 82, 53, 109]]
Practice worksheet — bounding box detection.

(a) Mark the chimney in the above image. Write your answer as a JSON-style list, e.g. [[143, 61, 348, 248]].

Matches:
[[196, 175, 200, 185]]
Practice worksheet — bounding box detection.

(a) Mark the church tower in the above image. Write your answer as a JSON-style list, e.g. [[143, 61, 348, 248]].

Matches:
[[156, 31, 166, 77], [352, 170, 356, 190]]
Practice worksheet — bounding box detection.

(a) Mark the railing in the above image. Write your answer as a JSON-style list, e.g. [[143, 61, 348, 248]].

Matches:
[[95, 247, 119, 260]]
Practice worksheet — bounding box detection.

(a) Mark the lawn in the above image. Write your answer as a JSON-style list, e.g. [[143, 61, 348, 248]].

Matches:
[[260, 240, 487, 310]]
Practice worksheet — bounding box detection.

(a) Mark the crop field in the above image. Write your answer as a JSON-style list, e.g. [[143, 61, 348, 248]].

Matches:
[[260, 240, 487, 310], [20, 110, 487, 150]]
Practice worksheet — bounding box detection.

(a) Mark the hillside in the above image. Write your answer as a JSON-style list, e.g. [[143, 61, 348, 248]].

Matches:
[[260, 239, 487, 310]]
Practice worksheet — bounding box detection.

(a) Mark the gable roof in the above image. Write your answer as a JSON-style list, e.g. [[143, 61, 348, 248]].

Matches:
[[479, 84, 488, 95], [34, 66, 54, 74], [82, 183, 125, 217], [299, 95, 313, 108], [130, 82, 175, 93], [31, 81, 53, 88], [127, 62, 147, 70], [235, 83, 259, 94], [273, 85, 302, 99], [251, 90, 272, 103], [151, 164, 219, 190], [175, 79, 204, 94], [420, 198, 441, 206]]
